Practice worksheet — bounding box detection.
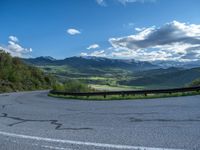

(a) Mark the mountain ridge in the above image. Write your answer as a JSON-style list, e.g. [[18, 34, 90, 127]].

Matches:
[[24, 56, 200, 69], [22, 56, 158, 72]]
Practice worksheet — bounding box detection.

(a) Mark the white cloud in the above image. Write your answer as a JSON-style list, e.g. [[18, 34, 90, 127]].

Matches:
[[109, 26, 155, 49], [118, 0, 156, 5], [67, 28, 81, 35], [96, 0, 156, 6], [87, 44, 100, 50], [80, 52, 88, 56], [135, 27, 146, 32], [0, 36, 32, 57], [96, 0, 106, 6], [82, 21, 200, 62], [9, 35, 18, 42], [108, 21, 200, 61], [123, 22, 135, 29], [81, 50, 106, 57]]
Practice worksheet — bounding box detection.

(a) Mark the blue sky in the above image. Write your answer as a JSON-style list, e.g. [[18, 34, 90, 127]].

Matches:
[[0, 0, 200, 61]]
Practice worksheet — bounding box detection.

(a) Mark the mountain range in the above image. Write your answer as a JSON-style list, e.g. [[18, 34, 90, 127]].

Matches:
[[23, 56, 200, 69], [22, 56, 158, 72]]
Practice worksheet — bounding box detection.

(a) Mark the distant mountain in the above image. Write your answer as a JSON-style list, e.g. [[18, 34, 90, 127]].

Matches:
[[25, 57, 200, 69], [23, 56, 56, 65], [152, 60, 200, 69], [22, 56, 158, 72]]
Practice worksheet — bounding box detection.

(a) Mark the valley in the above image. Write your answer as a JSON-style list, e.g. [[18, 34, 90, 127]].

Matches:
[[22, 56, 200, 91]]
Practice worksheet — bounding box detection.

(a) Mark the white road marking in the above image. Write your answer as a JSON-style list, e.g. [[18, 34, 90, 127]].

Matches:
[[31, 143, 72, 150], [10, 139, 72, 150], [40, 145, 72, 150], [0, 131, 183, 150]]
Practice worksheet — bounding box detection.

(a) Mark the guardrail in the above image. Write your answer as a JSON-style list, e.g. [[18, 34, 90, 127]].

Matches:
[[50, 86, 200, 98]]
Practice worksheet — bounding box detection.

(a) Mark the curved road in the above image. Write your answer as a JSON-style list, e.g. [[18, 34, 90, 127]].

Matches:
[[0, 91, 200, 150]]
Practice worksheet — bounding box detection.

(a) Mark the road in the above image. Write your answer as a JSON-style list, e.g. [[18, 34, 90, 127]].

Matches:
[[0, 91, 200, 150]]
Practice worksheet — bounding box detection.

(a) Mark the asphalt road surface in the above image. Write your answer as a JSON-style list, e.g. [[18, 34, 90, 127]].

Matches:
[[0, 91, 200, 150]]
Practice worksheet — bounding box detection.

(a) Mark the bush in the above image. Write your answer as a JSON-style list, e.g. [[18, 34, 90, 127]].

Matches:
[[189, 78, 200, 87], [53, 80, 93, 93], [52, 83, 65, 91]]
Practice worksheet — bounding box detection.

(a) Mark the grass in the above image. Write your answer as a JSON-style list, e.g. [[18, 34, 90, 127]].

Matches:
[[49, 91, 200, 101], [89, 84, 144, 91]]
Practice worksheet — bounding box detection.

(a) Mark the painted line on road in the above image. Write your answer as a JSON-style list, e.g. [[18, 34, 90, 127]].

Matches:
[[39, 145, 72, 150], [0, 131, 183, 150], [11, 139, 72, 150]]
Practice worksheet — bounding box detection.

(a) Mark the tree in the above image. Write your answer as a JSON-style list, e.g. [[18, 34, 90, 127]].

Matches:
[[0, 49, 54, 93]]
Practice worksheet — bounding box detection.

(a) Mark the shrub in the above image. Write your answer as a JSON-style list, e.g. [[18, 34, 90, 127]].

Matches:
[[52, 83, 65, 91], [53, 80, 93, 93], [189, 78, 200, 87]]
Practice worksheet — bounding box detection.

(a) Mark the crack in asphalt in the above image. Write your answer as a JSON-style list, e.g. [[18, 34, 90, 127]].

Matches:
[[1, 104, 12, 109], [87, 112, 159, 116], [61, 111, 159, 116], [0, 113, 93, 131], [0, 94, 9, 97], [129, 117, 200, 122]]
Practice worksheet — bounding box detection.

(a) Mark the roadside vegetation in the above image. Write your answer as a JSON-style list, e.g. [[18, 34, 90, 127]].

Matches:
[[53, 79, 95, 93], [0, 50, 54, 93], [89, 84, 143, 91], [50, 78, 200, 100], [49, 91, 200, 101], [189, 78, 200, 87]]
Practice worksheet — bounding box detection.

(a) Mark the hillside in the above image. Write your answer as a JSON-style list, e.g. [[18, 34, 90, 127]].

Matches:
[[119, 67, 200, 88], [22, 56, 200, 90], [22, 56, 159, 89], [0, 50, 53, 93]]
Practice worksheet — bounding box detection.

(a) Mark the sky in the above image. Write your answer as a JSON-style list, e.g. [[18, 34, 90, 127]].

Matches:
[[0, 0, 200, 62]]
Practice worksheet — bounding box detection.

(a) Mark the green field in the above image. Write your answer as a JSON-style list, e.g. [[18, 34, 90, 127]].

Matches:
[[89, 84, 144, 91]]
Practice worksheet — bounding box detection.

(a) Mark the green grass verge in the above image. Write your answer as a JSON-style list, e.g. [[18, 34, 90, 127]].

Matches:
[[48, 91, 200, 101], [89, 84, 144, 91]]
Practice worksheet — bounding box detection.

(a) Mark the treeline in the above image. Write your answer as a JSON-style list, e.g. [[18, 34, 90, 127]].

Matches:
[[0, 50, 54, 93]]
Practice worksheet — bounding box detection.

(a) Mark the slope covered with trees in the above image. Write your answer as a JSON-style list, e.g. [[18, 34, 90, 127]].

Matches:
[[0, 50, 53, 93], [119, 67, 200, 88]]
